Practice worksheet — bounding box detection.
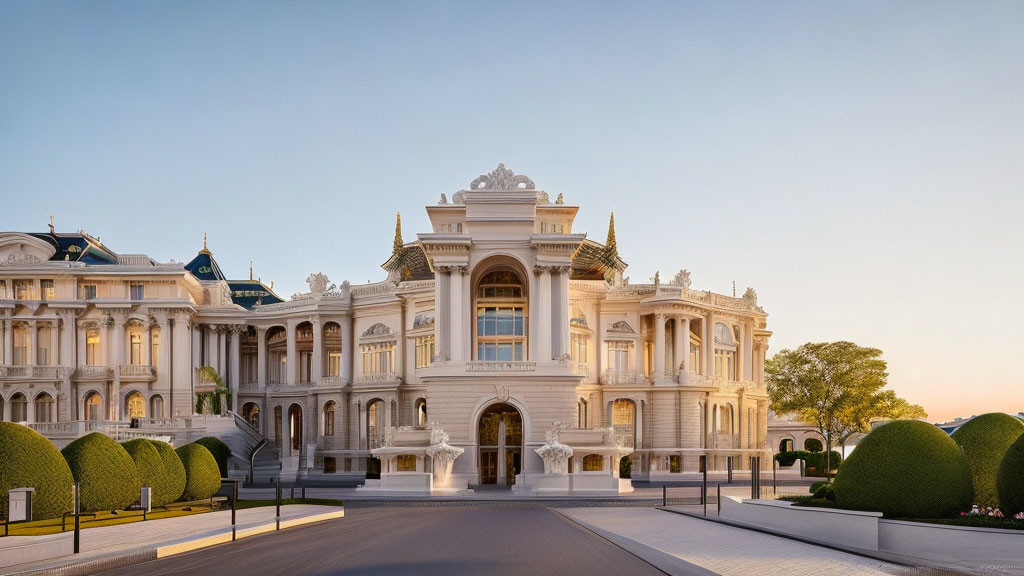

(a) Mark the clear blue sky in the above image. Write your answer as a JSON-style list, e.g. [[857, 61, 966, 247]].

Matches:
[[2, 1, 1022, 422]]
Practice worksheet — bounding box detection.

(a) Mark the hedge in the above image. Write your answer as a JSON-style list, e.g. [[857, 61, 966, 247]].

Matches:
[[951, 413, 1024, 509], [193, 436, 231, 478], [176, 444, 222, 501], [774, 450, 840, 473], [148, 440, 186, 507], [62, 432, 142, 512], [997, 433, 1024, 517], [0, 422, 75, 520], [833, 420, 973, 518], [775, 450, 807, 467]]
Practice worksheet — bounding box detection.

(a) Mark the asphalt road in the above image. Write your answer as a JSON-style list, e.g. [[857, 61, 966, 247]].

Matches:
[[98, 507, 670, 576]]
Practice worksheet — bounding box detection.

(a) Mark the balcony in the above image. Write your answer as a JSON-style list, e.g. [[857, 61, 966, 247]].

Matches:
[[570, 362, 590, 378], [0, 365, 71, 380], [354, 372, 398, 385], [601, 370, 647, 385], [465, 361, 536, 372], [318, 376, 348, 387], [119, 364, 156, 381], [73, 365, 113, 381]]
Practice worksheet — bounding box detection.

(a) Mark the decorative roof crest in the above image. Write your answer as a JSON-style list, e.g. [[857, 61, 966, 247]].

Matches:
[[470, 163, 535, 191]]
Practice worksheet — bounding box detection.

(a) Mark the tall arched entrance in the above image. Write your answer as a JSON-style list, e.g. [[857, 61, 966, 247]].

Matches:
[[478, 403, 522, 486]]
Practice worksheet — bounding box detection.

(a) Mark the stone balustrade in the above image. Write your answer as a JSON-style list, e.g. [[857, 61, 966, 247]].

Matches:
[[0, 365, 71, 380], [465, 361, 536, 372], [601, 370, 646, 385]]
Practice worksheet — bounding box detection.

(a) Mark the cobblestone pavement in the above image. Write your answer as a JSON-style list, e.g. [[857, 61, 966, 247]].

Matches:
[[98, 507, 672, 576], [560, 507, 985, 576]]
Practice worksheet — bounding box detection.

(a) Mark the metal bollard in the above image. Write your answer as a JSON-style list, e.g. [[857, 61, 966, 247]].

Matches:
[[231, 480, 238, 541], [727, 456, 733, 484], [275, 478, 281, 531], [717, 483, 721, 517], [773, 458, 778, 495], [73, 483, 81, 554]]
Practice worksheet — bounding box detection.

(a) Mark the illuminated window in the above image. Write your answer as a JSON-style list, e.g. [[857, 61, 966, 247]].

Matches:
[[86, 329, 100, 365], [129, 282, 145, 300], [328, 351, 341, 376], [571, 333, 588, 364], [84, 392, 102, 421], [607, 341, 630, 372], [130, 331, 142, 364], [12, 324, 29, 365], [415, 398, 427, 426], [582, 454, 603, 471], [37, 325, 51, 365], [126, 392, 145, 418], [323, 401, 336, 436], [14, 280, 36, 300], [415, 335, 435, 368], [475, 269, 528, 362], [361, 342, 395, 374], [40, 279, 55, 300]]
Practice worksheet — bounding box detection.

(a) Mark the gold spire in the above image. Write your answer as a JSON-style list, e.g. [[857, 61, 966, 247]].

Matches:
[[200, 232, 210, 254], [605, 212, 617, 256], [393, 212, 404, 254]]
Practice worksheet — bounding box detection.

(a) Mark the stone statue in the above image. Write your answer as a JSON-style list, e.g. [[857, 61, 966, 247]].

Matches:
[[652, 271, 660, 287], [669, 269, 692, 289], [440, 193, 447, 204], [555, 193, 564, 204]]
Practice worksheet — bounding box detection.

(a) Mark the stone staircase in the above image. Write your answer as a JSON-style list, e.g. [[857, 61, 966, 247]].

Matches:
[[213, 412, 282, 483]]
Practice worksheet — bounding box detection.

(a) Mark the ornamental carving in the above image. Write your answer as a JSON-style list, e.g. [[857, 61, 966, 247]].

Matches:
[[494, 383, 510, 403], [306, 272, 334, 299], [669, 269, 692, 289], [743, 287, 764, 312], [361, 322, 392, 337], [0, 253, 42, 266], [412, 313, 435, 328], [607, 320, 635, 334], [470, 163, 535, 191]]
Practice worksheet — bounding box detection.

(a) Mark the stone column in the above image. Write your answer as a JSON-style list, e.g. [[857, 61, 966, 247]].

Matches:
[[436, 268, 451, 361], [676, 317, 689, 378], [340, 315, 353, 383], [175, 315, 196, 418], [282, 405, 292, 458], [704, 312, 715, 377], [311, 319, 322, 383], [229, 326, 241, 412], [286, 319, 298, 386], [535, 267, 552, 361], [142, 322, 152, 366], [654, 313, 666, 380], [550, 267, 570, 360], [218, 326, 227, 376], [2, 317, 12, 365], [449, 267, 464, 362], [595, 302, 603, 380], [110, 315, 125, 420], [743, 321, 754, 381], [156, 314, 171, 391], [256, 327, 267, 388], [29, 320, 38, 365]]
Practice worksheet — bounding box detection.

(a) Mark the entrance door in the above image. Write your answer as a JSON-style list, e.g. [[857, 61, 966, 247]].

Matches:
[[477, 403, 523, 486]]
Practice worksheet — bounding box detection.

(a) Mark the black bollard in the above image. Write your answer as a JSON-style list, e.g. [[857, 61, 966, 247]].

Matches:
[[73, 483, 81, 554], [275, 478, 281, 531]]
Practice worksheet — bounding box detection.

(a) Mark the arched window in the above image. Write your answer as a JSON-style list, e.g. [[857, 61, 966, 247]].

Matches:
[[126, 391, 145, 419], [267, 327, 287, 385], [34, 392, 54, 423], [150, 394, 164, 419], [242, 402, 260, 430], [714, 322, 737, 380], [323, 401, 336, 436], [10, 391, 27, 420], [474, 269, 527, 361], [719, 404, 733, 434], [84, 392, 102, 421], [85, 329, 100, 365], [12, 324, 29, 365], [274, 405, 283, 447], [288, 404, 302, 452], [296, 322, 313, 383], [582, 454, 603, 471], [415, 398, 427, 427], [779, 438, 794, 453], [367, 399, 384, 447]]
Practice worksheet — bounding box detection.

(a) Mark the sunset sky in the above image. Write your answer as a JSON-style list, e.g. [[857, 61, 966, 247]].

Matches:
[[2, 1, 1022, 422]]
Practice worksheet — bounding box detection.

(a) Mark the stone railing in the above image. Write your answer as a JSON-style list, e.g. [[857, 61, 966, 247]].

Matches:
[[73, 366, 113, 379], [318, 376, 348, 387], [239, 381, 259, 390], [601, 370, 647, 385], [26, 421, 80, 435], [612, 424, 635, 448], [351, 282, 395, 298], [571, 362, 590, 377], [119, 364, 156, 378], [651, 370, 679, 383], [0, 365, 70, 380], [465, 361, 536, 372], [355, 372, 397, 384]]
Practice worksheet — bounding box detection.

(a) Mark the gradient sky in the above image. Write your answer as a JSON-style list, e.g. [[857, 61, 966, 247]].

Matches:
[[2, 1, 1022, 423]]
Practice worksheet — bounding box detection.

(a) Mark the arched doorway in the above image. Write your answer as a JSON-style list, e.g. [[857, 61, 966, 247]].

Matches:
[[125, 391, 145, 419], [478, 403, 523, 486], [242, 402, 260, 430], [288, 403, 302, 454]]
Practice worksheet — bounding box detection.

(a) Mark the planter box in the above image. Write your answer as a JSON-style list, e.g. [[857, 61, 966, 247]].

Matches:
[[879, 519, 1024, 568], [719, 496, 880, 550]]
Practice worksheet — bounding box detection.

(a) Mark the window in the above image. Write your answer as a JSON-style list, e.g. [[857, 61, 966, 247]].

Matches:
[[37, 325, 51, 365], [0, 280, 6, 298], [14, 280, 36, 300], [80, 284, 97, 300], [129, 282, 145, 300], [323, 401, 336, 436], [327, 350, 341, 377], [84, 392, 102, 421], [577, 399, 587, 428], [474, 269, 528, 362], [126, 392, 145, 418], [130, 332, 142, 364], [151, 394, 164, 419], [86, 329, 100, 365], [415, 335, 435, 368], [40, 279, 55, 300], [571, 334, 588, 364], [612, 399, 636, 447], [361, 342, 395, 374], [367, 400, 385, 447], [607, 341, 630, 372], [34, 393, 55, 423], [151, 330, 159, 369], [396, 455, 417, 472], [11, 393, 28, 422], [714, 322, 737, 380], [669, 455, 681, 473], [582, 454, 603, 471], [415, 398, 427, 427], [13, 325, 29, 365]]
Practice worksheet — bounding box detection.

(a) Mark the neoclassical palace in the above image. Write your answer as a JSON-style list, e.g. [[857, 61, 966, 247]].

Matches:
[[0, 165, 772, 494]]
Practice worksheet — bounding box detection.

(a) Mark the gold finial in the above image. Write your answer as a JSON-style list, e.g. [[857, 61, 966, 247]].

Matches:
[[606, 212, 617, 255], [393, 212, 403, 254], [249, 260, 253, 281], [48, 212, 55, 234]]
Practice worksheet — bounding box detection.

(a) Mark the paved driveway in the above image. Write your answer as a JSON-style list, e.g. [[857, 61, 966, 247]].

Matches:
[[99, 507, 671, 576]]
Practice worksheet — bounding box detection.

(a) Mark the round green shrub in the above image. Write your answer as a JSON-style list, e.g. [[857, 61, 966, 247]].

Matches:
[[996, 433, 1024, 517], [148, 440, 185, 507], [193, 436, 231, 478], [804, 438, 823, 453], [61, 432, 142, 512], [175, 444, 221, 501], [0, 422, 75, 520], [951, 413, 1024, 509], [833, 420, 972, 518]]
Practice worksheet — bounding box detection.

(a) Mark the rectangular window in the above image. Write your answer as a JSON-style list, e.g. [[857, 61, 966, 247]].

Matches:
[[130, 332, 142, 365], [475, 306, 526, 361], [40, 279, 55, 300], [607, 342, 630, 373], [396, 455, 417, 472], [571, 334, 588, 363], [361, 342, 395, 374], [415, 335, 435, 368], [13, 327, 29, 365], [14, 280, 36, 300], [0, 280, 6, 298], [129, 282, 145, 300], [328, 351, 341, 377], [80, 284, 97, 300], [86, 329, 100, 365], [37, 327, 51, 365], [151, 330, 159, 369]]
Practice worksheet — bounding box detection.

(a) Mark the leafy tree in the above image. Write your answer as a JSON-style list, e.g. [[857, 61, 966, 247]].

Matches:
[[196, 366, 231, 415], [766, 341, 926, 475]]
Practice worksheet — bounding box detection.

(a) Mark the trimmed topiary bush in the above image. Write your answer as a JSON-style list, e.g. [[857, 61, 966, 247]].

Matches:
[[833, 420, 972, 518], [176, 444, 221, 501], [997, 433, 1024, 517], [804, 438, 823, 453], [951, 413, 1024, 509], [0, 422, 75, 520], [148, 440, 185, 507], [62, 432, 142, 512], [193, 436, 231, 478], [775, 450, 808, 467]]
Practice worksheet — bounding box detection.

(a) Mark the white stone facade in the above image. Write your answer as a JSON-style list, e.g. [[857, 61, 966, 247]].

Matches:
[[0, 165, 772, 491]]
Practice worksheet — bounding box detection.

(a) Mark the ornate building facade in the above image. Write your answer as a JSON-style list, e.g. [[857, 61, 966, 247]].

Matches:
[[0, 165, 772, 494]]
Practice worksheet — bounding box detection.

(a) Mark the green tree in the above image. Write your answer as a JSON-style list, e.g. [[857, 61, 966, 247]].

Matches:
[[766, 341, 926, 475], [196, 366, 231, 415]]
